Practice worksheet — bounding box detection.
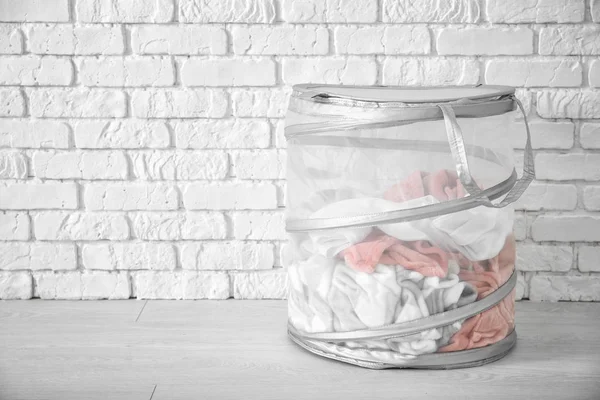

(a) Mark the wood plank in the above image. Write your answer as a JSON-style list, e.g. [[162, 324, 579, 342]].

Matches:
[[0, 301, 599, 400], [0, 383, 155, 400], [0, 299, 146, 323]]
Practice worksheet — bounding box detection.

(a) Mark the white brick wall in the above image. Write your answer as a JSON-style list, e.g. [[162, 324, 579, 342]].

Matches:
[[0, 0, 599, 301]]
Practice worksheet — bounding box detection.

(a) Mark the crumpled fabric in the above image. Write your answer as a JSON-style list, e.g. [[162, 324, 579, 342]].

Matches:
[[339, 230, 451, 277], [289, 168, 517, 358], [384, 169, 468, 203], [304, 196, 437, 257], [305, 169, 513, 263], [440, 235, 516, 352], [384, 169, 514, 261], [287, 255, 478, 356]]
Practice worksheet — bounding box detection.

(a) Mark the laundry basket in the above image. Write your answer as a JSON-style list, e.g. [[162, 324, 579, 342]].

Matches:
[[283, 85, 534, 369]]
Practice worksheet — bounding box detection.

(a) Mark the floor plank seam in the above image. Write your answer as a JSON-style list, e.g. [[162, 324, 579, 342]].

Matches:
[[135, 300, 149, 323], [149, 384, 157, 400]]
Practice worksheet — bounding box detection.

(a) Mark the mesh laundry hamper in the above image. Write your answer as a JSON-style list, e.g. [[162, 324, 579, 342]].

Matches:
[[283, 85, 535, 369]]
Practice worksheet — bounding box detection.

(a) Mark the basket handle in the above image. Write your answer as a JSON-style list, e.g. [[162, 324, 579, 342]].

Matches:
[[438, 96, 535, 208]]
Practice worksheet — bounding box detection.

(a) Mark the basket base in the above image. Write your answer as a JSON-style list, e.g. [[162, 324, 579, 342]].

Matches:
[[288, 328, 517, 370]]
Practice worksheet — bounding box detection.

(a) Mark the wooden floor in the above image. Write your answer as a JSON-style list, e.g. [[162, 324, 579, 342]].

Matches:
[[1, 301, 599, 400]]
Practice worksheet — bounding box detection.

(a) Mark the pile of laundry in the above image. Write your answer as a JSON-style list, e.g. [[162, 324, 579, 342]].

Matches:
[[287, 169, 516, 357]]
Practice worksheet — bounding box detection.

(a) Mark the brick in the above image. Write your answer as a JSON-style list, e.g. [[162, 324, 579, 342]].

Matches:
[[233, 211, 285, 240], [578, 246, 600, 272], [0, 150, 27, 179], [231, 89, 289, 118], [181, 58, 276, 87], [0, 0, 69, 22], [539, 26, 600, 55], [180, 0, 275, 22], [282, 0, 377, 22], [30, 89, 126, 118], [282, 57, 377, 85], [74, 120, 170, 149], [0, 88, 25, 117], [131, 25, 226, 55], [535, 153, 600, 181], [33, 150, 128, 179], [0, 182, 77, 209], [182, 272, 230, 299], [232, 150, 285, 179], [132, 271, 181, 299], [233, 25, 328, 55], [530, 275, 600, 301], [82, 243, 176, 270], [131, 89, 227, 118], [514, 213, 527, 240], [274, 120, 286, 148], [34, 212, 129, 241], [515, 272, 527, 301], [0, 243, 76, 270], [594, 0, 600, 22], [382, 58, 479, 86], [0, 56, 73, 85], [583, 186, 600, 211], [35, 271, 131, 299], [537, 90, 600, 119], [133, 271, 230, 299], [589, 60, 600, 88], [0, 24, 22, 54], [334, 26, 430, 55], [275, 180, 286, 208], [181, 241, 274, 270], [78, 57, 175, 87], [77, 0, 174, 22], [0, 120, 69, 149], [28, 25, 124, 55], [514, 89, 533, 117], [130, 151, 229, 180], [84, 183, 179, 210], [175, 119, 270, 149], [514, 182, 577, 211], [437, 27, 533, 55], [0, 272, 32, 299], [509, 121, 573, 150], [516, 243, 573, 272], [486, 0, 584, 22], [485, 59, 581, 87], [183, 182, 277, 210], [131, 212, 226, 240], [581, 123, 600, 149], [383, 0, 479, 22], [233, 269, 287, 299], [532, 215, 600, 242], [0, 212, 29, 240]]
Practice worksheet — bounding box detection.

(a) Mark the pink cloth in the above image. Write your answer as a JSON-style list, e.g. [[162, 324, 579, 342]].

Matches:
[[337, 168, 516, 351], [384, 169, 468, 203], [339, 169, 473, 277], [339, 231, 449, 277], [440, 235, 516, 352]]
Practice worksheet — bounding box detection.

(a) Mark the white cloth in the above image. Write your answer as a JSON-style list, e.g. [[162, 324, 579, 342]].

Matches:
[[288, 256, 478, 356]]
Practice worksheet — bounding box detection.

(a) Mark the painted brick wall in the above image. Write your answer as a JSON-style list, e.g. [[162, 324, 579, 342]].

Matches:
[[1, 0, 599, 301]]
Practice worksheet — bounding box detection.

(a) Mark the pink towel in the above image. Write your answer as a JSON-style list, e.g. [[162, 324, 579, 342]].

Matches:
[[440, 235, 516, 352], [339, 231, 450, 277]]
